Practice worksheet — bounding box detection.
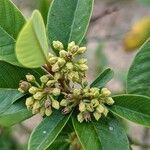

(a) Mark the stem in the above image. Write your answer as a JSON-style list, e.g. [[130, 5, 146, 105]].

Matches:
[[35, 81, 41, 88]]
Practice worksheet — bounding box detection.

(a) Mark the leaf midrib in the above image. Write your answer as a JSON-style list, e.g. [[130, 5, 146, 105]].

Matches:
[[68, 0, 79, 43], [31, 20, 47, 62]]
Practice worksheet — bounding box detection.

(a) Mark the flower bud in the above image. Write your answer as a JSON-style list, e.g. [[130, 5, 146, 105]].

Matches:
[[39, 107, 45, 116], [47, 53, 54, 59], [79, 64, 88, 71], [79, 102, 86, 112], [48, 57, 58, 65], [33, 101, 41, 110], [77, 47, 86, 54], [32, 108, 39, 114], [66, 62, 73, 70], [52, 63, 60, 72], [70, 45, 79, 54], [29, 86, 38, 94], [83, 112, 91, 122], [83, 88, 88, 93], [19, 81, 30, 92], [93, 112, 101, 121], [18, 88, 25, 93], [77, 58, 87, 64], [60, 99, 68, 107], [103, 107, 109, 116], [101, 88, 111, 96], [86, 104, 94, 112], [73, 89, 81, 96], [96, 105, 104, 114], [45, 108, 52, 116], [59, 50, 68, 58], [57, 58, 66, 67], [72, 72, 80, 82], [52, 100, 60, 109], [53, 41, 64, 50], [67, 72, 73, 81], [91, 99, 99, 107], [62, 107, 71, 114], [26, 97, 34, 106], [52, 88, 61, 96], [54, 72, 62, 80], [68, 41, 75, 51], [26, 75, 35, 82], [40, 75, 49, 83], [33, 92, 44, 100], [77, 113, 84, 123], [45, 100, 51, 108], [90, 88, 100, 97], [106, 97, 114, 105], [46, 80, 56, 86]]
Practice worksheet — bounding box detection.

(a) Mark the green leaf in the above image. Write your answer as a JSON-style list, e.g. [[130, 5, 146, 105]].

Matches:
[[0, 89, 22, 114], [47, 134, 70, 150], [92, 116, 130, 150], [0, 99, 32, 127], [72, 116, 102, 150], [72, 115, 129, 150], [91, 68, 114, 88], [38, 0, 52, 24], [110, 94, 150, 126], [0, 0, 25, 66], [127, 38, 150, 97], [47, 122, 73, 150], [47, 0, 93, 49], [0, 61, 44, 89], [16, 10, 49, 68], [0, 0, 25, 39], [28, 111, 72, 150], [0, 27, 18, 66]]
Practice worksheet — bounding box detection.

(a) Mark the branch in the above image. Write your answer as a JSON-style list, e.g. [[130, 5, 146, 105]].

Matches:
[[90, 7, 119, 24]]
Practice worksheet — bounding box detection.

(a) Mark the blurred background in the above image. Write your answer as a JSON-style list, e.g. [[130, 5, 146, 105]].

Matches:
[[0, 0, 150, 149]]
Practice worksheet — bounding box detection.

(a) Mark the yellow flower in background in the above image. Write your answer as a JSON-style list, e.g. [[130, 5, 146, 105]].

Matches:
[[123, 17, 150, 51]]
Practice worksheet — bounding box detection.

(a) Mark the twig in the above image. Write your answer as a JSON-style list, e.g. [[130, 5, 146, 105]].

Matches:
[[90, 7, 119, 24]]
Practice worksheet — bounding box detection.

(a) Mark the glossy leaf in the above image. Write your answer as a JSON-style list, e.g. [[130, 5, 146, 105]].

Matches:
[[110, 95, 150, 126], [0, 99, 32, 127], [72, 115, 129, 150], [0, 89, 22, 114], [127, 38, 150, 97], [0, 61, 44, 89], [16, 10, 49, 68], [47, 0, 93, 49], [0, 0, 25, 66], [72, 116, 101, 150], [92, 116, 130, 150], [91, 68, 114, 88], [0, 0, 25, 38], [28, 111, 71, 150], [47, 134, 70, 150]]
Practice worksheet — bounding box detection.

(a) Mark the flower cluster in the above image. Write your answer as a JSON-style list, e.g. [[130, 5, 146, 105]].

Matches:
[[47, 41, 88, 83], [18, 41, 114, 122], [19, 74, 61, 116], [60, 87, 114, 123]]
